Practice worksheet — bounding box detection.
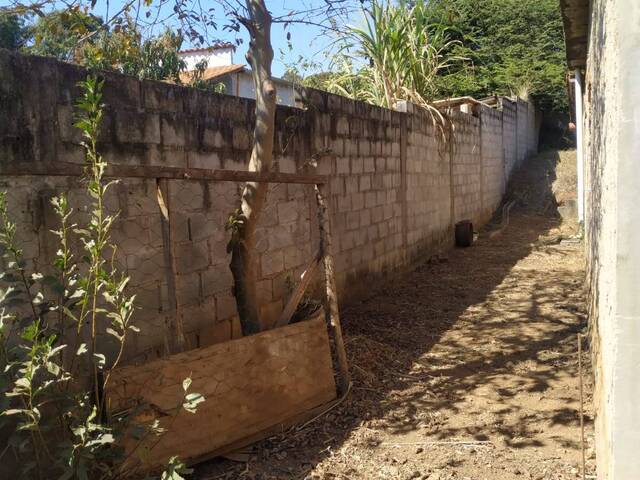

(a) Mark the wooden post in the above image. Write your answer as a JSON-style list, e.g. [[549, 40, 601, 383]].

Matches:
[[156, 178, 186, 353], [314, 183, 351, 395]]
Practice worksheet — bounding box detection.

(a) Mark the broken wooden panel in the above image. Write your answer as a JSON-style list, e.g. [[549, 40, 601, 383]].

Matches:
[[107, 312, 336, 472]]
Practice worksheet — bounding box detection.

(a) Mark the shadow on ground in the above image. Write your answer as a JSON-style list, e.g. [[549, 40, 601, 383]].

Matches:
[[196, 150, 592, 480]]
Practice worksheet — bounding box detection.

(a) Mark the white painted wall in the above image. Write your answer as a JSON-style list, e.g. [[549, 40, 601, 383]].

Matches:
[[178, 47, 298, 107], [605, 2, 640, 477], [585, 0, 640, 478], [230, 71, 298, 107], [178, 47, 234, 70]]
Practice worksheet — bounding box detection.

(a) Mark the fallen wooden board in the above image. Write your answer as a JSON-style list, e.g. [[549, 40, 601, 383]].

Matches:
[[107, 312, 336, 473]]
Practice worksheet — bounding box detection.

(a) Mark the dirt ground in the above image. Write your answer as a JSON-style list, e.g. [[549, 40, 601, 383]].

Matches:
[[196, 149, 594, 480]]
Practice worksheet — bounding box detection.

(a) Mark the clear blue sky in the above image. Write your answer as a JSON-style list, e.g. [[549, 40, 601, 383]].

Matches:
[[1, 0, 361, 77]]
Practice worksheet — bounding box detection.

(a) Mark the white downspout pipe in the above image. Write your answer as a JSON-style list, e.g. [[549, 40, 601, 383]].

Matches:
[[574, 68, 585, 224]]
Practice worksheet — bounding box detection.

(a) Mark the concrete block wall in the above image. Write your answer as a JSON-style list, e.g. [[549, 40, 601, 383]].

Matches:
[[527, 101, 538, 159], [404, 108, 451, 261], [480, 105, 506, 221], [450, 110, 482, 226], [304, 93, 407, 293], [516, 98, 530, 166], [0, 50, 538, 363], [0, 174, 175, 361], [501, 99, 518, 181]]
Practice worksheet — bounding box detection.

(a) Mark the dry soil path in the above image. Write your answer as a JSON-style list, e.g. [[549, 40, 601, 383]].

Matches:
[[197, 150, 594, 480]]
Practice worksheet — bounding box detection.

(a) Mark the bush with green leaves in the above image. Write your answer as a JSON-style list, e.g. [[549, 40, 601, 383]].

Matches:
[[297, 0, 566, 116], [5, 8, 187, 84], [424, 0, 568, 114], [0, 75, 201, 480], [323, 0, 465, 110], [186, 59, 226, 94]]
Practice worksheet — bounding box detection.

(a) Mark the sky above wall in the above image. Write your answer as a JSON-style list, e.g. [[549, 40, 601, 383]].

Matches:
[[1, 0, 361, 77]]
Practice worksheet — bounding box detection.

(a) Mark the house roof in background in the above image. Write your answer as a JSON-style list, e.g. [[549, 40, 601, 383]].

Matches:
[[179, 64, 245, 83], [559, 0, 589, 68], [178, 42, 235, 55]]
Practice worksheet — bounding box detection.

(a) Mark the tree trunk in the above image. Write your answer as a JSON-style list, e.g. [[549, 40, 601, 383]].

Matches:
[[229, 0, 276, 335]]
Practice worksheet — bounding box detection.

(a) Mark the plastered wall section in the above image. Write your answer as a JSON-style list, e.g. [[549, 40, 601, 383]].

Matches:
[[583, 0, 640, 478], [0, 50, 537, 363]]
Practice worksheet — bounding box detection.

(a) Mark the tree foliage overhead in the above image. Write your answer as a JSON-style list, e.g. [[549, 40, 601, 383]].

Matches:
[[81, 23, 186, 83], [0, 7, 189, 83], [0, 11, 28, 49], [298, 0, 567, 114], [426, 0, 568, 113], [26, 8, 103, 61], [315, 0, 464, 110]]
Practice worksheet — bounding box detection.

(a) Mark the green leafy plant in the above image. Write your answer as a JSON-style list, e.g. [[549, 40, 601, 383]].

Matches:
[[425, 0, 568, 113], [161, 456, 193, 480], [0, 9, 28, 50], [25, 7, 104, 62], [185, 59, 226, 93], [83, 22, 187, 83], [15, 8, 187, 84], [322, 0, 466, 110], [0, 75, 201, 479]]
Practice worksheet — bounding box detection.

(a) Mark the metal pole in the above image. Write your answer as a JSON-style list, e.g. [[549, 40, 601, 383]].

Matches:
[[574, 68, 585, 224]]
